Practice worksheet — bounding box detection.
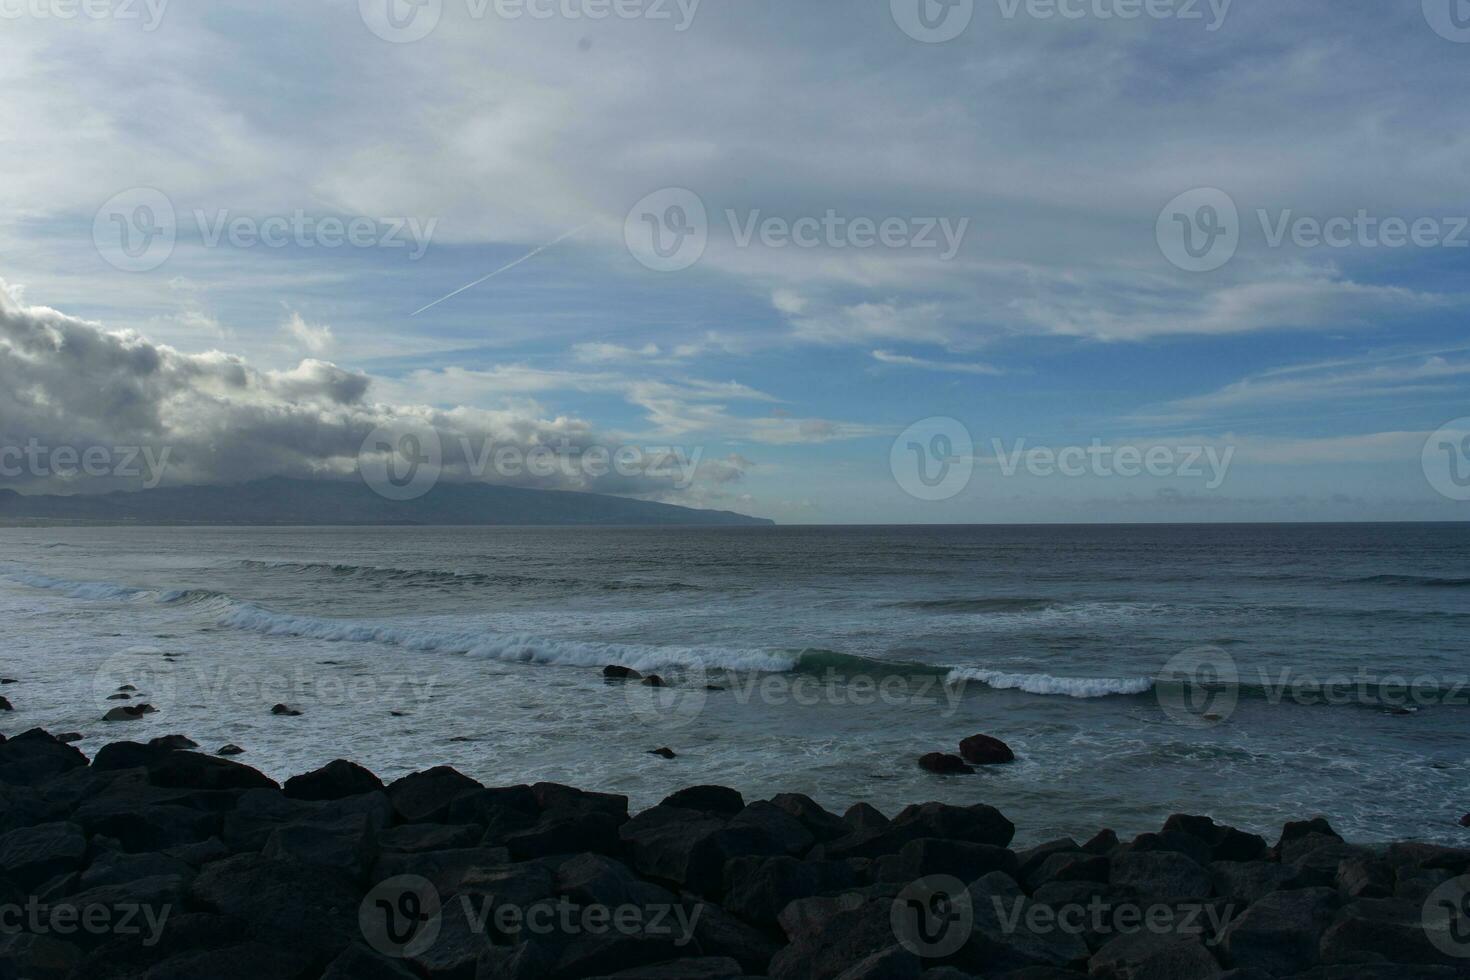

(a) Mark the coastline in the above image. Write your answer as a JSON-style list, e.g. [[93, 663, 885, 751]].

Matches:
[[1, 729, 1467, 979]]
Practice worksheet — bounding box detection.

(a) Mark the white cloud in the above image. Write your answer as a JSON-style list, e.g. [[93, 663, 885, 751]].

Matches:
[[282, 311, 334, 354]]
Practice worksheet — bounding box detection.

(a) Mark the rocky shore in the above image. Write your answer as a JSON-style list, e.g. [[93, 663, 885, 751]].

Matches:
[[0, 729, 1467, 980]]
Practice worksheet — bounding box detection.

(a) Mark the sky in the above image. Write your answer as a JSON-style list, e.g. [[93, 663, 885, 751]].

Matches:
[[2, 0, 1469, 523]]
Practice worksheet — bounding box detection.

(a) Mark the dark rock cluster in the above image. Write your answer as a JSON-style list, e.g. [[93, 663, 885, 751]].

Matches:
[[0, 729, 1467, 979]]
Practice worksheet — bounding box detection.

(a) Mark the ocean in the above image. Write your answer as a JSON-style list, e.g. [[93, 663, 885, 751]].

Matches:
[[1, 522, 1466, 845]]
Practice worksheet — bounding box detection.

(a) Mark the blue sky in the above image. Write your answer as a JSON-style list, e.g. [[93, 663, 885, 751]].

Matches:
[[2, 0, 1468, 522]]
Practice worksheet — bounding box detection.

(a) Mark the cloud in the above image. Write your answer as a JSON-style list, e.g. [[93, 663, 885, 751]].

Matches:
[[871, 350, 1004, 376], [282, 312, 334, 354], [0, 284, 718, 497], [1131, 348, 1470, 424]]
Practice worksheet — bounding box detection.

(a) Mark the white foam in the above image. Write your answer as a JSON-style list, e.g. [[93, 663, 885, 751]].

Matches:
[[6, 571, 143, 602], [947, 667, 1154, 698]]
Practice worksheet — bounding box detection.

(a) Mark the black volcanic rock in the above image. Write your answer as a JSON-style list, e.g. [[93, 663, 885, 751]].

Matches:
[[284, 759, 385, 801], [0, 729, 1458, 980], [959, 733, 1015, 765]]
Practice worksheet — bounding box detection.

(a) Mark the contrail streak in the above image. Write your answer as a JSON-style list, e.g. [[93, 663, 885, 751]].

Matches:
[[410, 224, 587, 317]]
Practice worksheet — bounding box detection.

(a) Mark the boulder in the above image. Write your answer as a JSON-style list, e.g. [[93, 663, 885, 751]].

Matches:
[[1088, 931, 1222, 980], [217, 745, 244, 756], [603, 666, 644, 680], [1335, 856, 1394, 898], [0, 821, 87, 887], [641, 675, 667, 688], [958, 734, 1015, 766], [0, 730, 88, 786], [189, 854, 361, 954], [832, 946, 922, 980], [1083, 829, 1120, 855], [1109, 851, 1212, 904], [1211, 861, 1296, 905], [723, 854, 858, 927], [146, 751, 278, 792], [768, 894, 897, 980], [284, 759, 385, 801], [1318, 897, 1466, 968], [730, 801, 816, 856], [270, 704, 302, 716], [620, 806, 784, 894], [377, 822, 484, 853], [662, 785, 746, 816], [147, 735, 198, 751], [823, 802, 1014, 860], [387, 765, 483, 822], [918, 753, 974, 775], [650, 748, 677, 759], [881, 839, 1019, 884], [102, 705, 155, 721], [320, 943, 421, 979], [1218, 886, 1337, 976], [771, 793, 848, 843]]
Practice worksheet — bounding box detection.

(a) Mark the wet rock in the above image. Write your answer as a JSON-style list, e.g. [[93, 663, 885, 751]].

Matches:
[[823, 802, 1015, 860], [947, 873, 1091, 975], [832, 946, 922, 980], [387, 765, 483, 822], [55, 733, 83, 744], [1218, 886, 1338, 976], [102, 705, 155, 722], [261, 815, 378, 879], [0, 697, 11, 711], [620, 805, 783, 894], [320, 943, 421, 980], [269, 703, 302, 716], [881, 838, 1019, 884], [1211, 860, 1296, 905], [1083, 829, 1120, 854], [1273, 817, 1343, 863], [217, 744, 244, 756], [918, 752, 975, 775], [1016, 838, 1081, 880], [0, 821, 87, 887], [604, 665, 644, 680], [650, 747, 677, 759], [772, 793, 848, 843], [768, 894, 896, 980], [147, 751, 278, 792], [1109, 851, 1212, 904], [1318, 897, 1464, 968], [723, 854, 858, 927], [731, 801, 816, 856], [641, 675, 667, 687], [0, 730, 88, 786], [1088, 931, 1222, 980], [1163, 813, 1267, 863], [959, 733, 1015, 765], [533, 782, 630, 822], [189, 854, 361, 955], [73, 802, 218, 853], [662, 785, 746, 816], [377, 822, 484, 853], [584, 956, 745, 979], [146, 735, 198, 751], [284, 759, 385, 801], [1335, 856, 1394, 898]]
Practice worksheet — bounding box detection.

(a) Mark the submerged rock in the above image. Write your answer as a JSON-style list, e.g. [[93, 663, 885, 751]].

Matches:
[[0, 696, 12, 711], [641, 674, 667, 687], [218, 744, 245, 756], [603, 665, 643, 680], [649, 747, 678, 759], [102, 704, 155, 721], [918, 752, 975, 775], [271, 703, 303, 716], [959, 733, 1015, 765]]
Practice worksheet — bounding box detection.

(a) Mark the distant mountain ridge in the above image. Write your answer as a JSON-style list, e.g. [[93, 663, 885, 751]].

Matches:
[[0, 477, 774, 527]]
